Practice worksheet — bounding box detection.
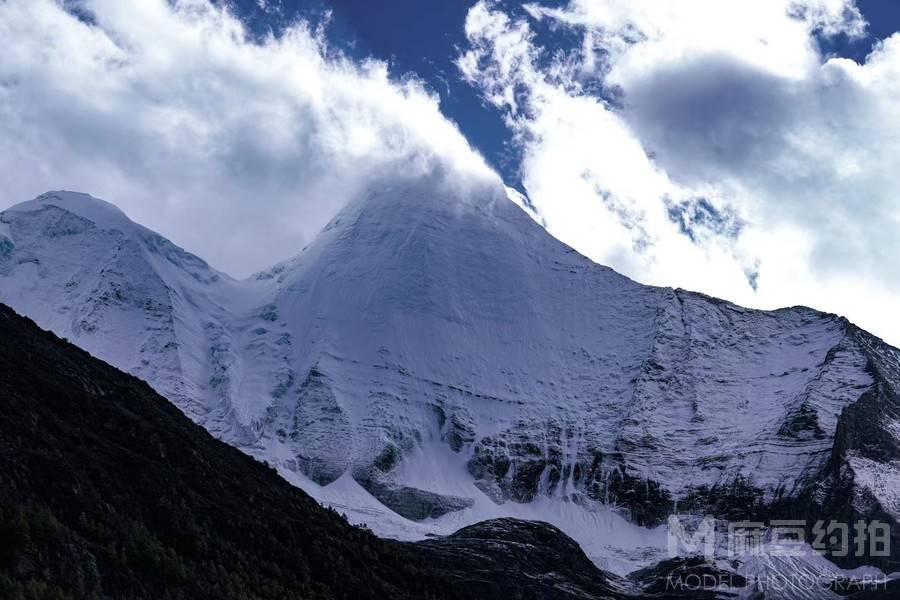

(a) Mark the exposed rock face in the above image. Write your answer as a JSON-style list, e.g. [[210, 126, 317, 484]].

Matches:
[[1, 187, 899, 571], [791, 327, 900, 571], [284, 367, 353, 485], [467, 421, 602, 503]]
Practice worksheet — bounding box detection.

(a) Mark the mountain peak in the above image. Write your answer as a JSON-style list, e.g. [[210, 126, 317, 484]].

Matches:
[[5, 190, 135, 233]]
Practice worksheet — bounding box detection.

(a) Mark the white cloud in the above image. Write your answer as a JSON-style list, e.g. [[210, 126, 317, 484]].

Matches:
[[459, 0, 900, 345], [0, 0, 496, 276]]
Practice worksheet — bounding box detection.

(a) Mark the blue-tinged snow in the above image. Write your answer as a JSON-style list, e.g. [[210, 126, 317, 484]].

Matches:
[[0, 186, 891, 586]]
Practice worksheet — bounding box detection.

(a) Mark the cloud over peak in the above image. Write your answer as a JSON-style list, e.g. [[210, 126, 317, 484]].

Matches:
[[0, 0, 495, 276]]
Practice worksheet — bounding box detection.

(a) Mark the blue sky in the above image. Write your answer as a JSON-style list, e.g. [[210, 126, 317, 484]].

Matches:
[[4, 0, 900, 344]]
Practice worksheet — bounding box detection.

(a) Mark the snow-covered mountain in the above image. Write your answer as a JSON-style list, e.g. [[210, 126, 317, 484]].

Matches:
[[2, 187, 899, 582]]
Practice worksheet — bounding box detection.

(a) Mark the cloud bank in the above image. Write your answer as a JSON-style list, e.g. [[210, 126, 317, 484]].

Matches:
[[0, 0, 496, 276], [459, 0, 900, 344]]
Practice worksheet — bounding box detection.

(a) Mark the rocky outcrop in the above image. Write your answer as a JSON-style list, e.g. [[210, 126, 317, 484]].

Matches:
[[285, 367, 353, 485], [356, 477, 475, 521], [412, 519, 629, 600]]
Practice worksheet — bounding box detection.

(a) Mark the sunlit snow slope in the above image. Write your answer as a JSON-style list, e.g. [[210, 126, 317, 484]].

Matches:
[[2, 187, 899, 575]]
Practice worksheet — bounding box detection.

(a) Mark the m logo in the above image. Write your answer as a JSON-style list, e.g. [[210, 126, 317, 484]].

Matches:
[[668, 515, 716, 559]]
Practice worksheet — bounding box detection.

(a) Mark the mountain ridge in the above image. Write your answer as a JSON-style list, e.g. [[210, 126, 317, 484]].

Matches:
[[2, 186, 899, 577]]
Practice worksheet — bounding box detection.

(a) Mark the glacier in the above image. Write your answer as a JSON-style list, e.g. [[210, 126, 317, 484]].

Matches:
[[2, 186, 899, 589]]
